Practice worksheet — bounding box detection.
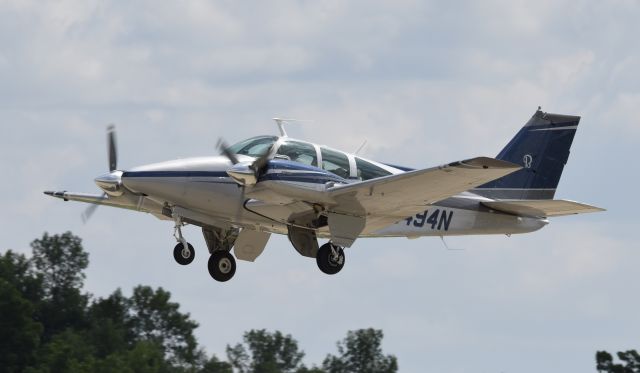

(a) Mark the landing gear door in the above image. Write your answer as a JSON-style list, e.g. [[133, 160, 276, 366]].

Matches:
[[233, 229, 271, 262], [327, 212, 365, 248]]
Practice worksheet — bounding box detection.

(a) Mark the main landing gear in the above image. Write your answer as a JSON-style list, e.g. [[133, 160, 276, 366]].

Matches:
[[172, 218, 237, 282], [316, 242, 345, 275]]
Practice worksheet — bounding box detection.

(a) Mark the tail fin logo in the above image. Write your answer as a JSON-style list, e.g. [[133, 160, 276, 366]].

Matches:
[[523, 154, 533, 168]]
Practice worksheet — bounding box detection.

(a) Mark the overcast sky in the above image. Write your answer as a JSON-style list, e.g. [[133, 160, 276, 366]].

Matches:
[[1, 0, 639, 371]]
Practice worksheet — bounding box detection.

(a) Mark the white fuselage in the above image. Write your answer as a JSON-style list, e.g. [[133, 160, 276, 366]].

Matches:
[[120, 155, 547, 239]]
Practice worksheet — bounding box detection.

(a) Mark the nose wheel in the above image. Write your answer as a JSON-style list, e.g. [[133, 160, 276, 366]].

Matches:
[[316, 242, 345, 275], [172, 217, 195, 265], [208, 250, 237, 282], [173, 242, 195, 265]]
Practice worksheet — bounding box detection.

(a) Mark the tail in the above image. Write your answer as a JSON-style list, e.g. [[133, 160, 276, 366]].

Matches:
[[475, 108, 580, 200]]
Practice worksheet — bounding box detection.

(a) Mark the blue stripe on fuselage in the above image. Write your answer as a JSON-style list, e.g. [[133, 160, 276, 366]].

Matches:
[[122, 171, 229, 178]]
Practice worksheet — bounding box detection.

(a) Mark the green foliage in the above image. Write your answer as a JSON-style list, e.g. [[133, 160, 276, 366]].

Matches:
[[226, 329, 306, 373], [1, 231, 400, 373], [128, 285, 200, 366], [322, 329, 398, 373], [597, 350, 640, 373], [0, 278, 43, 372], [31, 232, 90, 340]]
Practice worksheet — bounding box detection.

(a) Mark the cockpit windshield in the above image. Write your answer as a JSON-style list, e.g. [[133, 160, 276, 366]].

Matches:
[[228, 136, 278, 157]]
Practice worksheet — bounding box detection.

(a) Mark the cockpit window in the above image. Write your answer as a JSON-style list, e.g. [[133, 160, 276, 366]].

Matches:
[[355, 157, 392, 180], [228, 136, 278, 157], [321, 147, 350, 179], [276, 140, 318, 167]]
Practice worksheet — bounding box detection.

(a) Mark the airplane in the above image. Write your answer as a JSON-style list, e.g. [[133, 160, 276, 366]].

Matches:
[[45, 108, 604, 282]]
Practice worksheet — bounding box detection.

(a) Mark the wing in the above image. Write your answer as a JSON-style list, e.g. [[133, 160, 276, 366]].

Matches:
[[327, 157, 521, 217], [243, 157, 520, 247], [482, 199, 605, 218], [313, 157, 519, 246], [44, 190, 169, 219]]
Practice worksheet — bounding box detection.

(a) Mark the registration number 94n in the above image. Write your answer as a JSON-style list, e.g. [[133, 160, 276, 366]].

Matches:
[[405, 209, 453, 231]]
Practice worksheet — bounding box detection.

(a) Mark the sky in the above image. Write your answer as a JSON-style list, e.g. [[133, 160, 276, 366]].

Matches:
[[1, 0, 639, 371]]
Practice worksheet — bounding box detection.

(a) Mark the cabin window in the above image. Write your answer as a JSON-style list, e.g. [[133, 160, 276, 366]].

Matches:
[[276, 140, 318, 167], [320, 147, 350, 178], [228, 136, 278, 157], [355, 157, 392, 180]]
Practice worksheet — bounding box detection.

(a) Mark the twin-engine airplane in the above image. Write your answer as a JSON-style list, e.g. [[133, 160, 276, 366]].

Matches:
[[45, 109, 604, 282]]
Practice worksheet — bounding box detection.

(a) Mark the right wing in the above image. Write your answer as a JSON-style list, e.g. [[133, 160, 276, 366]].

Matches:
[[327, 157, 521, 218]]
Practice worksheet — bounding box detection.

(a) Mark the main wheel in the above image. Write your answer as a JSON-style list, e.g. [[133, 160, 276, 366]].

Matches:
[[316, 243, 345, 275], [173, 242, 195, 265], [208, 251, 236, 282]]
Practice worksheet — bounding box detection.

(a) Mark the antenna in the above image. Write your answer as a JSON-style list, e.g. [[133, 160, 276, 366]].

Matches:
[[272, 118, 313, 137], [440, 236, 464, 251], [355, 139, 368, 155]]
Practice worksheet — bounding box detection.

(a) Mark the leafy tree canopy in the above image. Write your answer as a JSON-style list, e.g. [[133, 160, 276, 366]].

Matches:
[[1, 232, 398, 373], [322, 328, 398, 373], [597, 350, 640, 373]]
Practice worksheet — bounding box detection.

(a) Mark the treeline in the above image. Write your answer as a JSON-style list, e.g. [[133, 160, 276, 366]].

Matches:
[[596, 350, 640, 373], [0, 232, 397, 373]]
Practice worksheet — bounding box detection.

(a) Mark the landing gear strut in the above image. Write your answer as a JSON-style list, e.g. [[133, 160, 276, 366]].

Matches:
[[172, 217, 195, 265], [316, 242, 345, 275]]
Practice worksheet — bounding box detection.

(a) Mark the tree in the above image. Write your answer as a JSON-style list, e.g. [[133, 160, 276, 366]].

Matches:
[[597, 350, 640, 373], [200, 355, 233, 373], [322, 329, 397, 373], [128, 285, 200, 367], [226, 329, 306, 373], [0, 279, 43, 372], [30, 232, 90, 339]]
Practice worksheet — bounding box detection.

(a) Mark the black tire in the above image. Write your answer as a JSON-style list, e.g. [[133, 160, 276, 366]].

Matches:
[[316, 243, 345, 275], [208, 251, 236, 282], [173, 242, 195, 265]]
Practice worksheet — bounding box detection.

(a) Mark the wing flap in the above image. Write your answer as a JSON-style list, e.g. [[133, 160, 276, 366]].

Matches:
[[327, 157, 521, 218], [483, 199, 605, 218]]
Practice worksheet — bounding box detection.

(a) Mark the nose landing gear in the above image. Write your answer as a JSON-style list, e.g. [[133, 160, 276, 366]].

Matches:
[[173, 217, 195, 265], [316, 242, 345, 275]]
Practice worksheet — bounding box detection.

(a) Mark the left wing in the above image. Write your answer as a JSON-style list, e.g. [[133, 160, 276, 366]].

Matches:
[[44, 191, 167, 218]]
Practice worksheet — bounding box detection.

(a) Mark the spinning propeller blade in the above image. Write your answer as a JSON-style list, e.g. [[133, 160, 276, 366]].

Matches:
[[217, 139, 240, 165], [81, 194, 105, 224], [84, 125, 119, 223], [108, 124, 117, 172]]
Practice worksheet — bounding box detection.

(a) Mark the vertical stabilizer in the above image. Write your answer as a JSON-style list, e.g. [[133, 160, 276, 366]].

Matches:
[[475, 109, 580, 200]]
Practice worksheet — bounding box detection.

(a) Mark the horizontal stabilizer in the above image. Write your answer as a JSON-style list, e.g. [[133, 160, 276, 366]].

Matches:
[[483, 199, 605, 218]]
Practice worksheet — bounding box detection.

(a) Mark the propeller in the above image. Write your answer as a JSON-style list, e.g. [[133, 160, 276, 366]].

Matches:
[[108, 124, 117, 171], [82, 124, 120, 223], [217, 139, 273, 186], [216, 139, 239, 165], [217, 139, 274, 223], [81, 202, 101, 224]]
